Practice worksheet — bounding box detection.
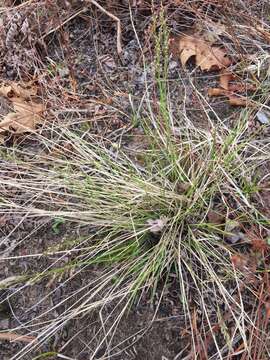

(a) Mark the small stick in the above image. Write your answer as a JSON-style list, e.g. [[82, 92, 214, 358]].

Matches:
[[86, 0, 122, 54], [42, 8, 87, 39], [0, 332, 37, 343]]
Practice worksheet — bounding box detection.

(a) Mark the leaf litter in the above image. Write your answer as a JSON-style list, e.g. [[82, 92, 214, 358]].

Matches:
[[177, 34, 232, 71], [171, 29, 257, 106], [0, 81, 44, 142]]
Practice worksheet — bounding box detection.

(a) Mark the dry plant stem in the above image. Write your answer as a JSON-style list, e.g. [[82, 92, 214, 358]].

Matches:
[[42, 8, 87, 39], [41, 1, 122, 54], [0, 332, 37, 344], [85, 0, 122, 54], [0, 0, 33, 11]]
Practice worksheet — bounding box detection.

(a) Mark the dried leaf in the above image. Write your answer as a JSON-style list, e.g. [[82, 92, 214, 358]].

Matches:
[[0, 82, 37, 99], [208, 89, 248, 106], [0, 99, 44, 134], [208, 71, 254, 106], [178, 35, 232, 71], [208, 88, 227, 97], [228, 96, 247, 106], [219, 71, 233, 90], [0, 81, 44, 136]]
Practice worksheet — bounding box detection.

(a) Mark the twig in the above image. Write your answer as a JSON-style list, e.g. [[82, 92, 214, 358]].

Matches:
[[85, 0, 122, 54], [42, 1, 122, 54], [0, 332, 37, 343], [42, 8, 87, 39]]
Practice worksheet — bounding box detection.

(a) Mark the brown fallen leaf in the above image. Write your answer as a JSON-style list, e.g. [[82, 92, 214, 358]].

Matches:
[[228, 96, 248, 106], [0, 99, 44, 134], [178, 34, 232, 71], [0, 81, 44, 138], [229, 83, 257, 92], [219, 71, 233, 90], [0, 82, 37, 99], [208, 89, 249, 106], [208, 89, 248, 106], [208, 88, 228, 97], [208, 70, 255, 106]]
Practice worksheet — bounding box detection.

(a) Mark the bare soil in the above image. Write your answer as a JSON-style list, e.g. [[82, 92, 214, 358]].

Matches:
[[0, 2, 269, 360]]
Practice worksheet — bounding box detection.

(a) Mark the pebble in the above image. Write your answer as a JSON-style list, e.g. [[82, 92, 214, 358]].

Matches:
[[256, 111, 270, 125]]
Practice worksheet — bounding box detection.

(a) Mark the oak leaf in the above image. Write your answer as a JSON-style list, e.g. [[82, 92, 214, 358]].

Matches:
[[0, 82, 37, 99], [0, 82, 44, 141], [178, 35, 231, 71], [208, 70, 255, 106], [0, 99, 43, 134]]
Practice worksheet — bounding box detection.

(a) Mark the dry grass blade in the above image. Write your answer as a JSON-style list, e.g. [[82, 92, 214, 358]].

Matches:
[[0, 332, 37, 344], [85, 0, 122, 54], [0, 1, 269, 359]]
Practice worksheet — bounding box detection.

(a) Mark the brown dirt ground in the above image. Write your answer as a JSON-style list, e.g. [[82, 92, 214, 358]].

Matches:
[[0, 1, 270, 360]]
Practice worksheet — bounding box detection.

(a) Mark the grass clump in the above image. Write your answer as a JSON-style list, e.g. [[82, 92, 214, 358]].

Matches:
[[3, 89, 269, 359], [1, 7, 270, 360]]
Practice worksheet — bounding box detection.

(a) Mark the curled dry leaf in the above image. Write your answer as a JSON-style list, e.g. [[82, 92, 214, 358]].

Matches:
[[208, 88, 248, 106], [228, 96, 248, 106], [177, 35, 232, 71], [219, 71, 233, 90], [208, 70, 256, 106], [208, 88, 228, 97]]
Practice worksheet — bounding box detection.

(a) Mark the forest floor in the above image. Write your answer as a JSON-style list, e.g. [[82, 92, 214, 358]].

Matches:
[[0, 1, 270, 360]]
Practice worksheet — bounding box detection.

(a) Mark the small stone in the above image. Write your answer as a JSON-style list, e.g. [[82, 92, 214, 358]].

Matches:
[[256, 111, 270, 125]]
